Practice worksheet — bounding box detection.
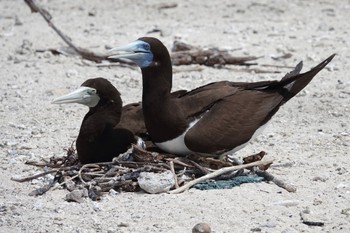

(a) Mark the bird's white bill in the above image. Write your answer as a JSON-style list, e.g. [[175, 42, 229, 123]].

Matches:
[[52, 86, 100, 107]]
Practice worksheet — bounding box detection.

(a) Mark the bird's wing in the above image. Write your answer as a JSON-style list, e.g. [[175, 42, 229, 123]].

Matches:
[[184, 89, 284, 154], [118, 102, 146, 136], [175, 81, 241, 118]]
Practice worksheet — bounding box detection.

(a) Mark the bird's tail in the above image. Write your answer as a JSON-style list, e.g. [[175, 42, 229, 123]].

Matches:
[[278, 54, 336, 103]]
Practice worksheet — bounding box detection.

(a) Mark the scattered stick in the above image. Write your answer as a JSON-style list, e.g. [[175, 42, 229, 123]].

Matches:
[[300, 211, 325, 227], [25, 160, 50, 167], [226, 66, 282, 74], [52, 174, 79, 190], [255, 170, 296, 192], [165, 158, 193, 168], [271, 53, 292, 60], [173, 66, 204, 73], [261, 64, 296, 69], [189, 160, 210, 175], [23, 0, 131, 64], [169, 159, 273, 194], [156, 3, 178, 10], [29, 171, 63, 196], [302, 221, 325, 227], [171, 40, 260, 66], [11, 169, 58, 182], [29, 179, 57, 196], [169, 161, 179, 189], [78, 164, 101, 185]]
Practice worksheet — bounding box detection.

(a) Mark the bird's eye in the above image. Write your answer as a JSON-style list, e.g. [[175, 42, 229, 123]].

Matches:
[[143, 43, 150, 51], [88, 89, 97, 95]]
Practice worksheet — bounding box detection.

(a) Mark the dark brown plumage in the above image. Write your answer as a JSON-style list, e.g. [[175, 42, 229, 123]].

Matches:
[[109, 37, 335, 157]]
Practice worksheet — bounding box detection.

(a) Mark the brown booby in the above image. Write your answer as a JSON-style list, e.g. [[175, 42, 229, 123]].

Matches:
[[52, 77, 146, 164], [109, 37, 335, 157]]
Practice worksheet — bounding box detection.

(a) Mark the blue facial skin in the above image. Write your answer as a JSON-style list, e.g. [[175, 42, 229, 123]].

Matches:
[[131, 40, 154, 68]]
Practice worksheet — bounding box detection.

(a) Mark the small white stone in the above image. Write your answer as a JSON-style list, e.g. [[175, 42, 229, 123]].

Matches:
[[272, 200, 300, 207], [137, 171, 175, 194], [109, 189, 119, 196], [260, 221, 277, 228], [7, 149, 17, 155], [336, 183, 348, 189], [65, 69, 78, 78], [6, 140, 18, 146], [20, 143, 36, 150]]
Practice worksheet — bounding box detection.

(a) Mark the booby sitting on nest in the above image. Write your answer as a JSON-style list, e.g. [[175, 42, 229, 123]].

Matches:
[[52, 78, 146, 164], [109, 37, 335, 157]]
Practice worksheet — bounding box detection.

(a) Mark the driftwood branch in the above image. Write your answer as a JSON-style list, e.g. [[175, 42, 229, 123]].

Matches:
[[29, 178, 58, 196], [24, 0, 76, 51], [11, 164, 79, 182], [255, 170, 296, 192], [11, 169, 58, 182], [24, 0, 131, 64]]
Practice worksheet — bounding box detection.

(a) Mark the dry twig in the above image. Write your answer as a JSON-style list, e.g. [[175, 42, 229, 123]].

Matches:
[[171, 40, 260, 66], [255, 170, 296, 192], [78, 164, 101, 185], [24, 0, 131, 64], [11, 169, 58, 182], [169, 161, 179, 189]]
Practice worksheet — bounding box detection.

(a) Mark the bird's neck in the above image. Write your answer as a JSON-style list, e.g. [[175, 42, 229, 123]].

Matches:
[[85, 101, 122, 126], [141, 63, 173, 111], [142, 63, 172, 94], [141, 62, 187, 142]]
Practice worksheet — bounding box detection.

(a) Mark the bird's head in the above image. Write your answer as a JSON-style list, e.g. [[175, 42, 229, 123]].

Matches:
[[52, 78, 121, 108]]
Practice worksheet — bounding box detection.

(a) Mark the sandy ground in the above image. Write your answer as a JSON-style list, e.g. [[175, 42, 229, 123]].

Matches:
[[1, 0, 349, 232]]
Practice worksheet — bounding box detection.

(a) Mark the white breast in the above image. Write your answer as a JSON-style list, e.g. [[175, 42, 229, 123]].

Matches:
[[155, 119, 199, 155]]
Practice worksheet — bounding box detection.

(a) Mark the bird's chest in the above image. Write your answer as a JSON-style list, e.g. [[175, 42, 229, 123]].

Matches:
[[155, 118, 199, 155]]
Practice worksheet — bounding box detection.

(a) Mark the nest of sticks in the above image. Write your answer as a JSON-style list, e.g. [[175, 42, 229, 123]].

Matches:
[[12, 143, 296, 202]]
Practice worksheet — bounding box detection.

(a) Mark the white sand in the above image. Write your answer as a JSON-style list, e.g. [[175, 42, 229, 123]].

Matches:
[[1, 0, 349, 232]]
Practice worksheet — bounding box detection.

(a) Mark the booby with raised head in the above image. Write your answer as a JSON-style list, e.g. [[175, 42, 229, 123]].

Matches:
[[109, 37, 335, 157]]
